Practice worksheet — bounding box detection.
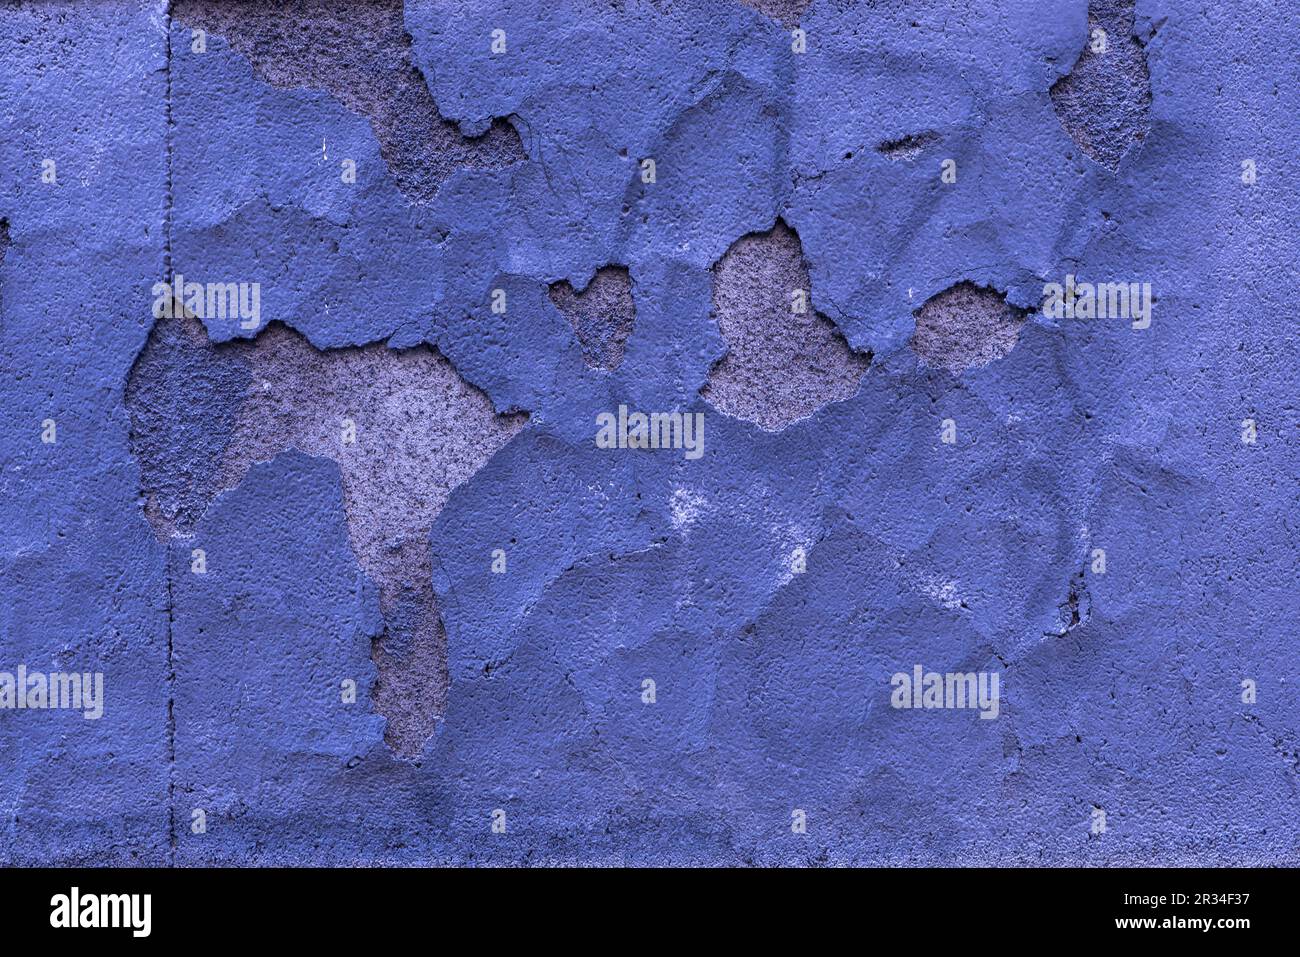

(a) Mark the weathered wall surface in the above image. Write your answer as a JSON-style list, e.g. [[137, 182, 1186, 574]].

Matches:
[[0, 0, 1296, 865]]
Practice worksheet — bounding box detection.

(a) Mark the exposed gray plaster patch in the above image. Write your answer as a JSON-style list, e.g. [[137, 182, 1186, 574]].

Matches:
[[548, 266, 635, 372], [125, 311, 527, 757], [219, 324, 527, 755], [876, 131, 939, 161], [910, 281, 1027, 374], [737, 0, 812, 29], [1049, 0, 1152, 172], [703, 219, 871, 432], [173, 0, 524, 203]]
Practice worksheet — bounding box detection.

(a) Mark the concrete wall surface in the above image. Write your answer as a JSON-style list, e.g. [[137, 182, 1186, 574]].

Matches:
[[0, 0, 1296, 866]]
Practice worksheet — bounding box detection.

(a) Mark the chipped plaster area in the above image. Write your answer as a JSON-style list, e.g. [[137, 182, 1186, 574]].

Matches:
[[222, 325, 527, 756], [173, 0, 523, 203], [738, 0, 812, 29], [127, 313, 526, 756], [910, 281, 1028, 374], [548, 266, 635, 372], [702, 220, 871, 432], [1049, 0, 1152, 171]]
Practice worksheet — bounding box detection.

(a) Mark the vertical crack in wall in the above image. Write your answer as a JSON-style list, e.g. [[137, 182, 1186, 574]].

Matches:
[[162, 3, 177, 865], [1049, 0, 1152, 172], [0, 216, 9, 325], [702, 219, 871, 432], [1044, 570, 1092, 638], [910, 281, 1028, 374], [172, 0, 524, 203], [125, 314, 528, 757], [163, 551, 177, 862], [548, 266, 636, 372]]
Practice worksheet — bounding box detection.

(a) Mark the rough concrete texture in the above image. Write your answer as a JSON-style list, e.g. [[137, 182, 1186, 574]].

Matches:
[[125, 312, 253, 540], [910, 282, 1028, 374], [2, 0, 1299, 867], [1049, 0, 1152, 171], [704, 220, 871, 431], [548, 266, 636, 371]]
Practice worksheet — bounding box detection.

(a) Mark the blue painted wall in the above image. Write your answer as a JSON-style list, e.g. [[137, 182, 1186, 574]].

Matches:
[[0, 0, 1296, 864]]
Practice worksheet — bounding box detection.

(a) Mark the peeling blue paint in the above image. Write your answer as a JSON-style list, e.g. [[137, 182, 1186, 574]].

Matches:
[[0, 0, 1297, 865]]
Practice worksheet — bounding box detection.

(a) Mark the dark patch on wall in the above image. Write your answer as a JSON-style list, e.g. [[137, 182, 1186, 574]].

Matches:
[[548, 266, 636, 371], [0, 216, 8, 316], [876, 131, 939, 161], [173, 0, 524, 203], [1045, 571, 1092, 637], [1049, 0, 1152, 171], [125, 311, 253, 539], [125, 310, 527, 757], [910, 281, 1027, 374], [703, 219, 871, 431]]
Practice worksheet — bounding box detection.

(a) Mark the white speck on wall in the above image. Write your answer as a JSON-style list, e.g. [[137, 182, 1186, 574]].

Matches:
[[670, 487, 706, 530], [774, 524, 811, 586], [916, 573, 963, 610]]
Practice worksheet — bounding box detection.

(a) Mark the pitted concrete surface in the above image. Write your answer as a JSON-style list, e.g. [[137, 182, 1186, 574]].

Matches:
[[222, 326, 527, 755], [876, 131, 940, 162], [704, 220, 871, 431], [910, 281, 1028, 374], [548, 266, 636, 371], [1049, 0, 1152, 171]]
